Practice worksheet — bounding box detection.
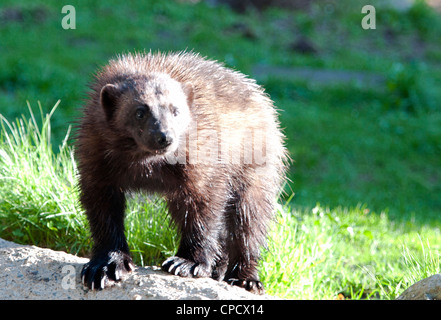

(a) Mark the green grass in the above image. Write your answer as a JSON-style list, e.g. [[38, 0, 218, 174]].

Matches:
[[0, 102, 87, 254], [1, 0, 441, 299], [261, 203, 441, 299], [270, 78, 441, 222]]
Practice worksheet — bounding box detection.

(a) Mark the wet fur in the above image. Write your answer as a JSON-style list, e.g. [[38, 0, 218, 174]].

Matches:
[[76, 51, 288, 294]]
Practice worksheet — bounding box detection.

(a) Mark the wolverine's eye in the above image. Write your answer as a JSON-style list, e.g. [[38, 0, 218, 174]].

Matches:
[[135, 108, 145, 120]]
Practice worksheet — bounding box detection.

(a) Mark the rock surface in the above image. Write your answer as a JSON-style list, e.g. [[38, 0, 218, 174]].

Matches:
[[397, 274, 441, 300], [0, 238, 269, 300]]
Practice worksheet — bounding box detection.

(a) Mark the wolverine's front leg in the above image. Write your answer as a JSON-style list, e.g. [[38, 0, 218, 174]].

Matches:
[[80, 184, 134, 289]]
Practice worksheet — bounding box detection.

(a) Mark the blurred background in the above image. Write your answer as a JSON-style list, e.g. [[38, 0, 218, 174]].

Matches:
[[1, 0, 440, 226]]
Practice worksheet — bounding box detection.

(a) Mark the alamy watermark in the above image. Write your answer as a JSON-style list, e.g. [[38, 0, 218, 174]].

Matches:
[[61, 4, 376, 30], [61, 264, 76, 290], [163, 125, 275, 167], [362, 5, 376, 29], [61, 5, 76, 30], [60, 4, 377, 36]]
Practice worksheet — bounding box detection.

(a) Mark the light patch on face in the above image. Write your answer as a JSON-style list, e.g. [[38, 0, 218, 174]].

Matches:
[[141, 73, 192, 136]]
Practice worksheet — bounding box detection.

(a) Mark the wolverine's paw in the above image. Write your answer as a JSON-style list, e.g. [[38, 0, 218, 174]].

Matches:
[[226, 278, 265, 295], [162, 256, 211, 278], [81, 251, 135, 290]]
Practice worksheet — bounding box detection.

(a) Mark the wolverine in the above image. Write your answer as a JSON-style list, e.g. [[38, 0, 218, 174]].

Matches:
[[76, 51, 287, 294]]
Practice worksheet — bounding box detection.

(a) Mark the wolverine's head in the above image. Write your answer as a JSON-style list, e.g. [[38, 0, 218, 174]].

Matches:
[[100, 73, 193, 157]]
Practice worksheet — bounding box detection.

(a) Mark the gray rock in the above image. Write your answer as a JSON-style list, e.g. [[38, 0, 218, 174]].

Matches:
[[0, 238, 271, 300], [397, 274, 441, 300]]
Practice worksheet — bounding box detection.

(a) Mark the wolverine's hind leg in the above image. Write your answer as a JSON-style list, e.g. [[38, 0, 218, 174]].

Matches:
[[224, 182, 275, 295], [162, 182, 228, 279]]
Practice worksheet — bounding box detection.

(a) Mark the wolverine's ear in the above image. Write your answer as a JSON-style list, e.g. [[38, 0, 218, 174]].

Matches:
[[182, 83, 194, 107], [100, 84, 122, 121]]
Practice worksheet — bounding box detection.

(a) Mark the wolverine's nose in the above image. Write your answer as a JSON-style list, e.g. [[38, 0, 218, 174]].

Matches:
[[154, 131, 173, 149]]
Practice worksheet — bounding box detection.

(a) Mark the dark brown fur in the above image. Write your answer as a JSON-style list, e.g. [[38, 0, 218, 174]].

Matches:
[[76, 51, 287, 294]]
